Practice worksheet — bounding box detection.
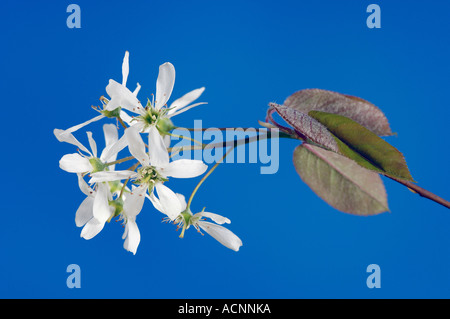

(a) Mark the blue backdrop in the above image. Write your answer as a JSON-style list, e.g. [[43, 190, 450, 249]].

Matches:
[[1, 0, 449, 298]]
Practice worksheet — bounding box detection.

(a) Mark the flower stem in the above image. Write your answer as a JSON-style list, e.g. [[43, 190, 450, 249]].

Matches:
[[117, 117, 128, 129], [186, 146, 235, 210], [165, 131, 204, 146], [105, 156, 135, 167]]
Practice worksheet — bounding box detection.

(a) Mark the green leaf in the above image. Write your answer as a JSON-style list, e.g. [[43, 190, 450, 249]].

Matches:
[[308, 110, 415, 182], [293, 144, 389, 215], [284, 89, 393, 136]]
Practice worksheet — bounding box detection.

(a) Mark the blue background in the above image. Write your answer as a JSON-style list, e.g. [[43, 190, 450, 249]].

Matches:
[[1, 0, 449, 298]]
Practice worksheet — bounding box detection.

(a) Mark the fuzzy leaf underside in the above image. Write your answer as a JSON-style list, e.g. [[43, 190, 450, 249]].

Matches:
[[293, 144, 389, 215], [308, 110, 415, 182], [269, 103, 339, 152], [284, 89, 393, 136]]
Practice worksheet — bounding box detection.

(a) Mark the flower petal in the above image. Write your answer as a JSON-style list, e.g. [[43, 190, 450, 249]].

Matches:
[[147, 192, 164, 214], [123, 219, 140, 254], [93, 182, 113, 224], [55, 115, 106, 136], [168, 87, 205, 115], [148, 126, 169, 168], [125, 126, 150, 165], [86, 132, 97, 158], [154, 183, 182, 220], [89, 170, 137, 183], [75, 196, 94, 227], [105, 79, 143, 113], [122, 51, 129, 87], [59, 153, 92, 173], [162, 159, 208, 178], [103, 124, 118, 150], [80, 217, 105, 240], [198, 221, 243, 251], [54, 129, 92, 155], [77, 173, 94, 196], [176, 193, 187, 212], [197, 212, 231, 225], [123, 185, 147, 218], [168, 102, 208, 118], [155, 62, 175, 110]]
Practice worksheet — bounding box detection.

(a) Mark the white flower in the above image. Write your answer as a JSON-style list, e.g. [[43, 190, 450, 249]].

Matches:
[[105, 51, 142, 112], [91, 125, 208, 220], [165, 194, 243, 252], [56, 124, 128, 176], [53, 51, 141, 140], [56, 124, 129, 235], [75, 174, 113, 240], [75, 174, 142, 254], [119, 61, 206, 133]]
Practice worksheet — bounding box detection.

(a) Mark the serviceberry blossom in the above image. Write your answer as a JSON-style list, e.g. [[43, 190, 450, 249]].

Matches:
[[53, 51, 141, 141], [164, 194, 243, 252], [119, 61, 206, 136], [90, 125, 208, 220]]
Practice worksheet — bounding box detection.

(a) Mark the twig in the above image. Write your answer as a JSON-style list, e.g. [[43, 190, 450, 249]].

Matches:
[[386, 176, 450, 209]]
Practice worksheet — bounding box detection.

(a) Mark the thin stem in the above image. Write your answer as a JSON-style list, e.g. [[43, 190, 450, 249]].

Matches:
[[386, 176, 450, 209], [105, 156, 135, 167], [186, 146, 235, 210], [119, 177, 131, 199], [166, 131, 204, 146], [168, 129, 296, 155], [118, 117, 128, 129]]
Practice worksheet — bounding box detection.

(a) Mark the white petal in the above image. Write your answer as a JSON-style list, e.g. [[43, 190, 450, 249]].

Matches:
[[54, 129, 91, 155], [119, 110, 133, 126], [148, 126, 169, 168], [103, 124, 118, 149], [122, 51, 129, 87], [105, 80, 143, 113], [147, 192, 164, 214], [59, 153, 92, 173], [198, 221, 243, 251], [197, 212, 231, 225], [176, 193, 187, 212], [133, 83, 141, 97], [81, 218, 105, 240], [86, 132, 97, 158], [75, 197, 94, 227], [89, 170, 136, 183], [154, 183, 182, 220], [125, 126, 150, 165], [55, 115, 106, 136], [123, 219, 140, 254], [93, 183, 113, 223], [155, 62, 175, 110], [162, 159, 207, 178], [77, 173, 94, 196], [101, 134, 128, 165], [168, 102, 207, 118], [168, 87, 205, 115], [123, 185, 147, 218]]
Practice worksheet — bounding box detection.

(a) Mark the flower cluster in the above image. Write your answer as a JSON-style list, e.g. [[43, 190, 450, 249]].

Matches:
[[54, 51, 242, 254]]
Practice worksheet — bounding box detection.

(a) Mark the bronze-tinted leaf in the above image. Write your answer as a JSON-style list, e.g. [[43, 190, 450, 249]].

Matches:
[[269, 103, 339, 152], [284, 89, 393, 136], [293, 144, 389, 215]]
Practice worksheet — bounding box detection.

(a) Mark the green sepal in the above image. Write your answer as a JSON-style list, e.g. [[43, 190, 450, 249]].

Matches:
[[101, 107, 122, 118]]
